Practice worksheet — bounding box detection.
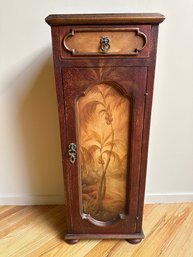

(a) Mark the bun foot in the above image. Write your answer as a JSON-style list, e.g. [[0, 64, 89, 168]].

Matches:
[[66, 239, 79, 244], [127, 238, 142, 244]]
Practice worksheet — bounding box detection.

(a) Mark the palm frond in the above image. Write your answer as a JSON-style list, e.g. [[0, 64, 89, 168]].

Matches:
[[81, 100, 104, 125], [114, 139, 124, 144], [89, 86, 101, 95], [103, 150, 121, 166], [121, 154, 128, 162], [80, 146, 95, 166], [86, 130, 102, 145], [120, 154, 128, 170], [88, 145, 101, 155], [98, 109, 107, 118], [115, 98, 127, 108], [104, 142, 117, 148], [103, 133, 112, 144]]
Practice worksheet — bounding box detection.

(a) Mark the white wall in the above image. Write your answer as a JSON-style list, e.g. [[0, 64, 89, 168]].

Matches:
[[0, 0, 193, 204]]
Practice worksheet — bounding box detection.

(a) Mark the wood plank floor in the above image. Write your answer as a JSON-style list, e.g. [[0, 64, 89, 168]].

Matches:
[[0, 203, 193, 257]]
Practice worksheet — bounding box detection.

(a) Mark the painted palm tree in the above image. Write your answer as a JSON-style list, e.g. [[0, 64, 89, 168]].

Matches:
[[78, 83, 128, 220]]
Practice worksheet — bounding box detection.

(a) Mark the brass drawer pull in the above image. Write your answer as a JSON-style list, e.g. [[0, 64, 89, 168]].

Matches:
[[100, 36, 110, 53], [68, 143, 76, 164]]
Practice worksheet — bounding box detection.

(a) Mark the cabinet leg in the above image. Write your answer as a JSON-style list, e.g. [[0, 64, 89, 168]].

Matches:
[[66, 239, 79, 244], [127, 238, 142, 244]]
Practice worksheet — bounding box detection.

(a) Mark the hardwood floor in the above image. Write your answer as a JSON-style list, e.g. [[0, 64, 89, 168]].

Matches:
[[0, 203, 192, 257]]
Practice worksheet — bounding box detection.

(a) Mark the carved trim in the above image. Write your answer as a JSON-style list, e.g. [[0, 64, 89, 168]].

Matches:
[[63, 28, 147, 56], [64, 29, 76, 54]]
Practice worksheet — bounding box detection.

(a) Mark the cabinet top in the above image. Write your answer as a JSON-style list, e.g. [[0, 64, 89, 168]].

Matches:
[[45, 13, 165, 26]]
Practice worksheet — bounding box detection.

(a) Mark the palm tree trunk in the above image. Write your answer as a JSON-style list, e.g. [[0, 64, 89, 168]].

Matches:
[[94, 89, 115, 214], [101, 123, 114, 200], [95, 123, 114, 213]]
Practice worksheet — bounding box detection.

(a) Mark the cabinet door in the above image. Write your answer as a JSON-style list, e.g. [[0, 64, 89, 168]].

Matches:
[[63, 66, 147, 235]]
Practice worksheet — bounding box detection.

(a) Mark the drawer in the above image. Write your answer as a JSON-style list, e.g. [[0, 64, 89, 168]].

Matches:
[[60, 25, 151, 58]]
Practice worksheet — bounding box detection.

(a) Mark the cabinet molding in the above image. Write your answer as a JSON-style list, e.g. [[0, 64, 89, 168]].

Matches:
[[63, 28, 147, 56]]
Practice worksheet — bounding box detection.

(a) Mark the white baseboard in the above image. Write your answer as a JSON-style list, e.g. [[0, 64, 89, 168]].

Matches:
[[0, 193, 192, 205], [145, 193, 193, 204], [0, 195, 65, 205]]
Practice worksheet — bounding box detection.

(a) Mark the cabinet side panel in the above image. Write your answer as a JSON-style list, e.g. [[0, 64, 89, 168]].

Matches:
[[137, 25, 159, 233], [51, 27, 73, 232]]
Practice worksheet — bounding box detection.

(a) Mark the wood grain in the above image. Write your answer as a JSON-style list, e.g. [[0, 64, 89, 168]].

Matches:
[[0, 203, 192, 257], [45, 13, 165, 26], [63, 28, 147, 56]]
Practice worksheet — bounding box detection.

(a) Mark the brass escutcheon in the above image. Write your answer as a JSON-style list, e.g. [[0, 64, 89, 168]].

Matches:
[[100, 36, 110, 53]]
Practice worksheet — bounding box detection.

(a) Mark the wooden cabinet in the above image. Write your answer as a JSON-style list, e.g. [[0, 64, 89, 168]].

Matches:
[[46, 13, 165, 244]]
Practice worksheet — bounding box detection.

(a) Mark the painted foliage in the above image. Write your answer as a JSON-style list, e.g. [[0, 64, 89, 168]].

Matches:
[[77, 83, 130, 222]]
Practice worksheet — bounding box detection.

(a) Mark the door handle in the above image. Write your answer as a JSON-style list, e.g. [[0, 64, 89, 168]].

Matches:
[[68, 143, 76, 164], [100, 36, 110, 53]]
